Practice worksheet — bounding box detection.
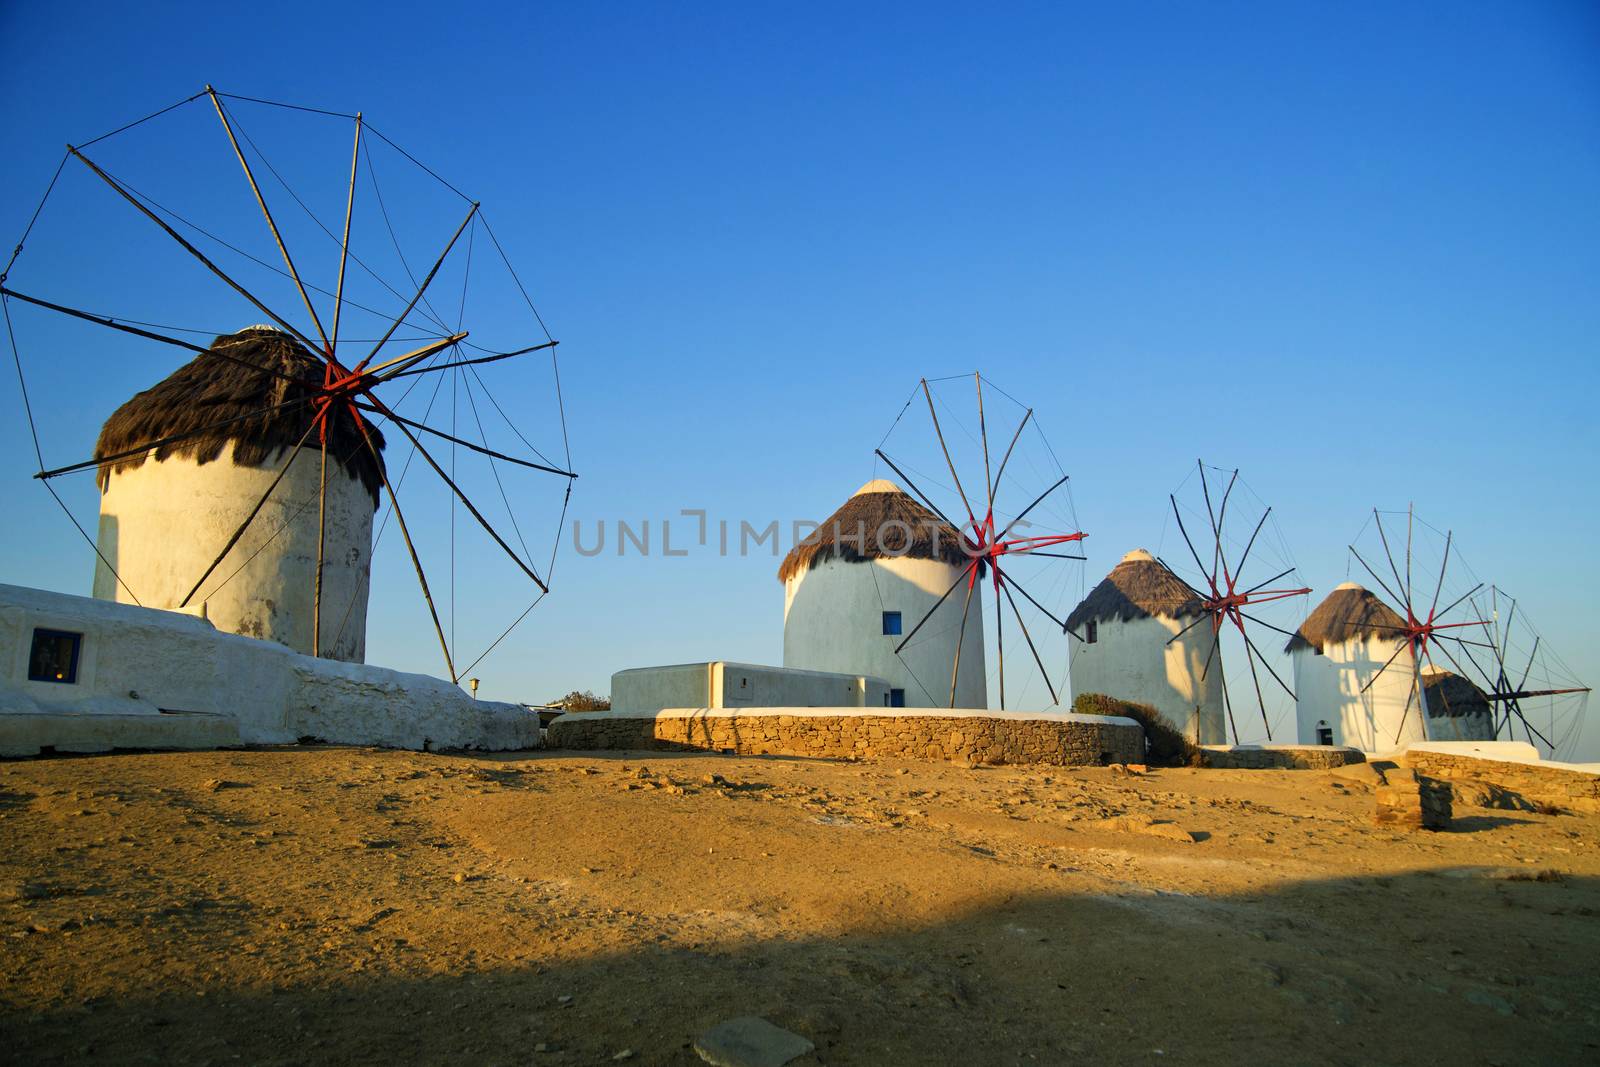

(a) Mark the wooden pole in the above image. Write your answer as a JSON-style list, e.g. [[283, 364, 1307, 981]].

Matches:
[[330, 113, 362, 356], [207, 87, 331, 353], [67, 145, 321, 354]]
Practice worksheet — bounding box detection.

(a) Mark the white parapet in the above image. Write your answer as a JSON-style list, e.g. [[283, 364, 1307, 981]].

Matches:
[[0, 582, 538, 756]]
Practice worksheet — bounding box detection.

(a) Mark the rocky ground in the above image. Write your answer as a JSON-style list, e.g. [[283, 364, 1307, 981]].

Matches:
[[2, 746, 1597, 1065]]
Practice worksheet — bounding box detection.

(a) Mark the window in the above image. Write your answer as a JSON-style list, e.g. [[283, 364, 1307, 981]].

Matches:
[[889, 688, 906, 708], [28, 629, 82, 684], [1085, 620, 1098, 644], [881, 611, 902, 636], [1316, 721, 1333, 746]]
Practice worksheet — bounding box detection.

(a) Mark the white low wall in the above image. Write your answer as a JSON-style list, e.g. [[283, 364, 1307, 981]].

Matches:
[[0, 583, 538, 756], [612, 661, 890, 714]]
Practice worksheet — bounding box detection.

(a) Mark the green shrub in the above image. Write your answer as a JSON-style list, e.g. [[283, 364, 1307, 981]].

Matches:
[[1072, 692, 1199, 767]]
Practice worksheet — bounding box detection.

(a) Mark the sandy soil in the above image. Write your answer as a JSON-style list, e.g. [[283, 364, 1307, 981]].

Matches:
[[2, 746, 1597, 1066]]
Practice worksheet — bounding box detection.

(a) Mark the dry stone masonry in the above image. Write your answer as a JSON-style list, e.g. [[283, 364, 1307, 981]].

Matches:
[[1199, 745, 1367, 771], [548, 708, 1144, 767]]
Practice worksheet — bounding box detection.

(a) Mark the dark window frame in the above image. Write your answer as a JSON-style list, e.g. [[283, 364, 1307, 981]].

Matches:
[[889, 688, 906, 708], [28, 628, 83, 684], [1085, 619, 1098, 644], [881, 611, 902, 636]]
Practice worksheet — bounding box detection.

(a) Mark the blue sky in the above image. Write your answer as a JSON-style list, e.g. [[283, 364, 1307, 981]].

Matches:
[[2, 2, 1597, 756]]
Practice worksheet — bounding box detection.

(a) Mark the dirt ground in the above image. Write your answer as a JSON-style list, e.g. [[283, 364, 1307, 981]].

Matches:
[[2, 746, 1597, 1066]]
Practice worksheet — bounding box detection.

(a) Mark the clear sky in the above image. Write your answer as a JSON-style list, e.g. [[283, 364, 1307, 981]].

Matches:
[[2, 3, 1597, 756]]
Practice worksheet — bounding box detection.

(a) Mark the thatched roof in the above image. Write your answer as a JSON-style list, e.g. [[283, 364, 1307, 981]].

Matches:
[[95, 327, 385, 504], [1422, 666, 1492, 719], [777, 479, 976, 582], [1284, 583, 1405, 653], [1065, 549, 1204, 630]]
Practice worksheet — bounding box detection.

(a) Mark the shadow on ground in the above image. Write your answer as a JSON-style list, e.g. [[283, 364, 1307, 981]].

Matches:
[[7, 866, 1598, 1067]]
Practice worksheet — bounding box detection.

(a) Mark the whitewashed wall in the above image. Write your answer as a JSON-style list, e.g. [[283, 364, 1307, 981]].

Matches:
[[1291, 636, 1428, 754], [93, 442, 374, 662], [0, 583, 536, 756], [1068, 614, 1227, 743], [784, 555, 988, 709], [612, 661, 889, 714]]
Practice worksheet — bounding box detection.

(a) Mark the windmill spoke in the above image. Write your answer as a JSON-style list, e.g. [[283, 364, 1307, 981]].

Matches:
[[1359, 639, 1410, 695], [1391, 675, 1418, 746], [993, 562, 1005, 710], [356, 421, 455, 682], [38, 396, 313, 480], [1433, 583, 1485, 624], [949, 568, 977, 708], [1171, 495, 1210, 582], [975, 372, 994, 517], [993, 562, 1070, 633], [1199, 629, 1220, 682], [1218, 657, 1239, 745], [363, 201, 479, 366], [1238, 610, 1299, 640], [999, 577, 1058, 706], [1240, 627, 1296, 700], [1517, 636, 1541, 693], [313, 437, 328, 658], [364, 331, 468, 378], [1426, 530, 1452, 623], [1243, 566, 1295, 596], [922, 378, 978, 530], [1213, 467, 1240, 584], [989, 406, 1032, 503], [68, 146, 321, 354], [353, 402, 574, 477], [1371, 511, 1410, 617], [179, 414, 319, 607], [372, 410, 548, 592], [208, 89, 331, 352], [1164, 612, 1211, 647], [894, 559, 978, 654], [0, 285, 299, 383], [874, 448, 963, 535], [1240, 634, 1273, 740], [330, 112, 362, 354], [384, 338, 559, 379], [1349, 545, 1407, 611], [1234, 506, 1271, 581], [994, 473, 1072, 545]]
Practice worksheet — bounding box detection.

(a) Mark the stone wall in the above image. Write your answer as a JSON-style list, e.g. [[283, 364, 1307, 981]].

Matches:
[[548, 708, 1144, 767], [1397, 750, 1600, 813], [1199, 745, 1367, 770]]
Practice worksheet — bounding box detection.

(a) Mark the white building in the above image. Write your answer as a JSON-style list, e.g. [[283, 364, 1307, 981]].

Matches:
[[1066, 549, 1226, 743], [1, 583, 538, 756], [781, 479, 987, 709], [1286, 582, 1429, 753], [92, 327, 378, 662]]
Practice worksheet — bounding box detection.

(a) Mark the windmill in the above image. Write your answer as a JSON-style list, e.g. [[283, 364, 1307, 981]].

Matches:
[[1464, 586, 1592, 758], [1344, 506, 1496, 745], [871, 373, 1086, 709], [1160, 461, 1311, 743], [1, 87, 574, 686]]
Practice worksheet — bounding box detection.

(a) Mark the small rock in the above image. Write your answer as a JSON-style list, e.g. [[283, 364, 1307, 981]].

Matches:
[[613, 1051, 635, 1062], [694, 1015, 814, 1067], [452, 873, 466, 884], [557, 994, 573, 1005], [1465, 989, 1516, 1016]]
